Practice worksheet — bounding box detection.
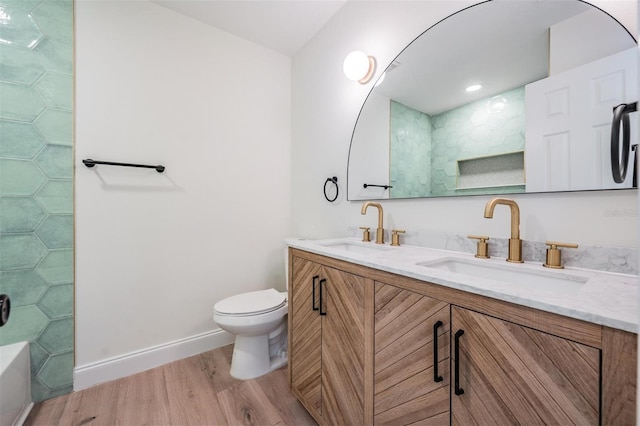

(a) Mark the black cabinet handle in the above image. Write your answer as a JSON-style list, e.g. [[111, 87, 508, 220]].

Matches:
[[433, 320, 443, 382], [312, 275, 319, 311], [319, 278, 327, 316], [454, 329, 465, 396]]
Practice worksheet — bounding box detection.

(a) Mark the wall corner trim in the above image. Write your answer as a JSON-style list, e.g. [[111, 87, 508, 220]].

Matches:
[[73, 329, 234, 391]]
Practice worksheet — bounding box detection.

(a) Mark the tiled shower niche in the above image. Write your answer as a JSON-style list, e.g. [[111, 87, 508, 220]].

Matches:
[[0, 0, 74, 402], [390, 86, 525, 197]]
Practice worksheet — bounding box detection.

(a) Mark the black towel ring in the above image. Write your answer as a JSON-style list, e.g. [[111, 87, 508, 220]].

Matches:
[[324, 177, 338, 202], [611, 103, 631, 183]]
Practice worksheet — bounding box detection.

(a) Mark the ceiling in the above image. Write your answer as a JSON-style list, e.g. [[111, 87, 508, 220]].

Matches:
[[375, 1, 595, 115], [151, 0, 635, 115], [151, 0, 348, 56]]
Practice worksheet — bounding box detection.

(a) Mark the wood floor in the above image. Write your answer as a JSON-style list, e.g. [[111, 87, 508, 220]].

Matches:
[[25, 344, 317, 426]]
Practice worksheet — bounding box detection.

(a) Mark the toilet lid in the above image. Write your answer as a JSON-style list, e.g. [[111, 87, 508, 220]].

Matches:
[[214, 288, 287, 315]]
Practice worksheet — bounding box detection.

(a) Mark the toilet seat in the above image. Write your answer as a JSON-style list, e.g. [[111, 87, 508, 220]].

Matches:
[[214, 288, 287, 317]]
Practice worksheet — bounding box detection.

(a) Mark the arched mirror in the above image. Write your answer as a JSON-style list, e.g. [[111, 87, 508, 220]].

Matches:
[[347, 0, 638, 200]]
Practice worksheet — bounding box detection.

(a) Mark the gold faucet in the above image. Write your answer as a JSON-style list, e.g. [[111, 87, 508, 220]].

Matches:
[[361, 202, 385, 244], [484, 198, 523, 263]]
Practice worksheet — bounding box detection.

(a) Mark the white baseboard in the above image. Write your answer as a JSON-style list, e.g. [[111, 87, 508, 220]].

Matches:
[[14, 402, 33, 426], [74, 329, 234, 391]]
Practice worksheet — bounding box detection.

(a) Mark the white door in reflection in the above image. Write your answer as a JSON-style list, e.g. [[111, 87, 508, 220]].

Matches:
[[526, 47, 637, 192]]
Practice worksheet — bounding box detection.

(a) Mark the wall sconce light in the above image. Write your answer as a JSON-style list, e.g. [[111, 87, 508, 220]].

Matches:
[[343, 51, 376, 84]]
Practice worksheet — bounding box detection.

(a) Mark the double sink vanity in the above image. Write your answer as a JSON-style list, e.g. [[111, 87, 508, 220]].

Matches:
[[286, 200, 637, 425], [308, 0, 639, 422]]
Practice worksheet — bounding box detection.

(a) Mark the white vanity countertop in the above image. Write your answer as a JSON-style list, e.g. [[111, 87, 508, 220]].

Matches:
[[286, 238, 638, 333]]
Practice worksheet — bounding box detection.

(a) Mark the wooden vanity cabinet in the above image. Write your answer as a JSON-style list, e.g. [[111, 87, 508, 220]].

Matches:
[[289, 254, 367, 425], [374, 282, 450, 425], [450, 306, 600, 425], [288, 248, 637, 425], [289, 256, 323, 417]]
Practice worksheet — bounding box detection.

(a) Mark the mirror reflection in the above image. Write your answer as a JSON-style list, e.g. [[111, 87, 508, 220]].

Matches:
[[347, 0, 638, 200]]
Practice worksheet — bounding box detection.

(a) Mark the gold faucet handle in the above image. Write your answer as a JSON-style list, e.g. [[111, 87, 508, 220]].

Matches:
[[359, 226, 371, 242], [543, 241, 578, 269], [468, 235, 490, 259], [545, 241, 578, 249], [391, 229, 405, 247]]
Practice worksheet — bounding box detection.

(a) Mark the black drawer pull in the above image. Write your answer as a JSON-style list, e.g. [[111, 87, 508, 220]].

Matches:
[[312, 275, 319, 311], [454, 329, 465, 396], [433, 320, 443, 382], [319, 278, 327, 316]]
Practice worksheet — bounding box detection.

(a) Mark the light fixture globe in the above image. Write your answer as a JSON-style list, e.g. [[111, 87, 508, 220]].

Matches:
[[343, 51, 376, 84]]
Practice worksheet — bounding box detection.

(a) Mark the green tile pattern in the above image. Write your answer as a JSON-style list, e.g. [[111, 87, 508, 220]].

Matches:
[[35, 249, 72, 283], [32, 379, 72, 400], [0, 233, 47, 269], [0, 270, 48, 306], [0, 0, 73, 403], [0, 158, 46, 194], [31, 1, 72, 43], [35, 214, 72, 248], [0, 196, 46, 232], [34, 180, 72, 213], [34, 109, 72, 145], [0, 44, 46, 85], [37, 283, 72, 319], [0, 120, 47, 159], [34, 73, 72, 110], [390, 101, 432, 198], [33, 37, 72, 74], [38, 317, 73, 353], [389, 87, 525, 197], [0, 305, 48, 343], [29, 341, 48, 377], [0, 3, 43, 48], [0, 83, 45, 121], [430, 87, 525, 196], [35, 145, 72, 178], [38, 351, 73, 389]]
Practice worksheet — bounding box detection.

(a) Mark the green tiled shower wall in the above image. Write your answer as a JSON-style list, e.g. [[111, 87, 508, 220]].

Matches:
[[0, 0, 74, 402], [390, 87, 525, 197], [389, 100, 433, 198]]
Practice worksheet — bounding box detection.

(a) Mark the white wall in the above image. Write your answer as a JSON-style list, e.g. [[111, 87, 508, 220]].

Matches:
[[550, 8, 637, 74], [348, 91, 390, 200], [75, 0, 291, 380], [292, 0, 638, 248]]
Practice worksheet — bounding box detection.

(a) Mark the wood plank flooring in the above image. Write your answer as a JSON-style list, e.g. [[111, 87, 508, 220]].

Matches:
[[25, 344, 317, 426]]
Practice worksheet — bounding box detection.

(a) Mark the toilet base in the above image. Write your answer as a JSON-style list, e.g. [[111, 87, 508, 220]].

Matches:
[[230, 334, 287, 380]]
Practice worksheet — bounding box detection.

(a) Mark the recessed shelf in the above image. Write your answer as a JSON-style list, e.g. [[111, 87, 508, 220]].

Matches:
[[456, 151, 525, 190]]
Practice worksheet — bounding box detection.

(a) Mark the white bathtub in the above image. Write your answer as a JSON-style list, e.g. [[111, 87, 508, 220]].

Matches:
[[0, 342, 32, 426]]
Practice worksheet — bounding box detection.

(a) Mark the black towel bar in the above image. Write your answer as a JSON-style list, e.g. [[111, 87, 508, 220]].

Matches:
[[82, 159, 165, 173], [363, 183, 392, 189]]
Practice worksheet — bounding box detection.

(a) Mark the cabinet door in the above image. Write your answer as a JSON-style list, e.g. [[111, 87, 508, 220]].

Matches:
[[290, 256, 323, 418], [374, 282, 450, 425], [320, 266, 366, 425], [451, 306, 600, 425]]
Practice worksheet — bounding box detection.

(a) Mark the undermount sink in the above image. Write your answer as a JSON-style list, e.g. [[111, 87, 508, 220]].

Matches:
[[417, 257, 589, 295], [319, 241, 393, 255]]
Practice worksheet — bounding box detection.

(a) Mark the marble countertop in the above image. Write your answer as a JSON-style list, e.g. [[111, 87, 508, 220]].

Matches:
[[286, 237, 638, 333]]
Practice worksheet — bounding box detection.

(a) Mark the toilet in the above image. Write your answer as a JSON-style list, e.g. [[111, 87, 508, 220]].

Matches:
[[213, 288, 288, 380]]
